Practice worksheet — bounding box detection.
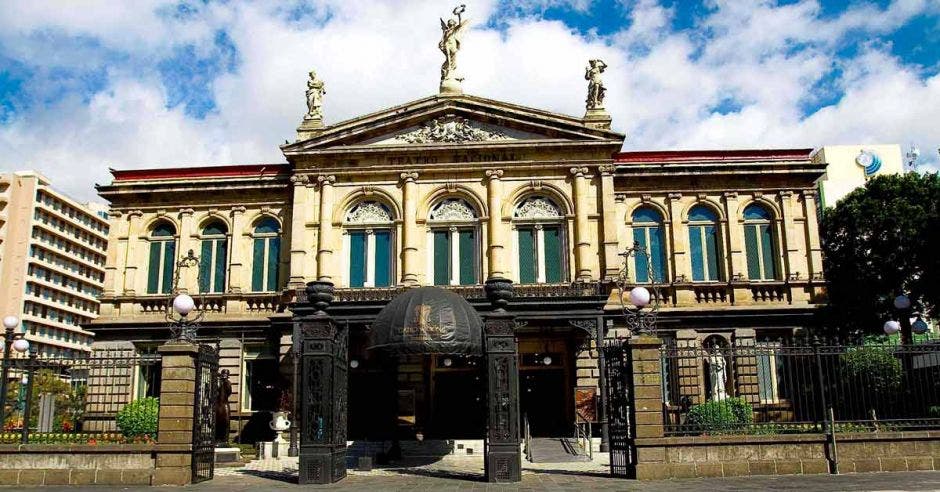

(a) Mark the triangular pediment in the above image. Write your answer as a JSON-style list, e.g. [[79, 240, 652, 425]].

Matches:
[[282, 94, 624, 155]]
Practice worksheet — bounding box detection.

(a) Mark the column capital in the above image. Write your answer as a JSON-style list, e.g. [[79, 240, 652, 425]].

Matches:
[[399, 171, 419, 183], [107, 210, 124, 219], [127, 209, 144, 219], [179, 208, 195, 217], [722, 191, 739, 199], [230, 205, 247, 215], [667, 192, 682, 201], [485, 169, 504, 180], [569, 166, 589, 177], [598, 164, 616, 175], [802, 188, 818, 198], [614, 193, 626, 203], [778, 190, 794, 198], [752, 191, 764, 199], [317, 174, 336, 186], [290, 174, 310, 187]]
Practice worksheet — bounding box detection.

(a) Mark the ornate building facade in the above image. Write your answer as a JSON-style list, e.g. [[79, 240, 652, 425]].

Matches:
[[89, 63, 827, 441]]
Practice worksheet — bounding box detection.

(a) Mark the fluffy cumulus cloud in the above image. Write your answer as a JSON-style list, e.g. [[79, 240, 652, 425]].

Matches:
[[0, 0, 937, 202]]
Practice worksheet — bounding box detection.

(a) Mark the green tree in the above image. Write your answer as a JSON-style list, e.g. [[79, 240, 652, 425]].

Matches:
[[821, 173, 940, 335], [3, 369, 80, 431]]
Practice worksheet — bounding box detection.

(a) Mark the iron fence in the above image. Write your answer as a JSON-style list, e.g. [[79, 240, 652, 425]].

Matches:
[[660, 341, 940, 436], [0, 348, 161, 444]]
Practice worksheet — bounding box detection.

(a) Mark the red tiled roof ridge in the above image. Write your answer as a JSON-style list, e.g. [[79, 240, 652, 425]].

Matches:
[[615, 148, 814, 163], [111, 163, 289, 181]]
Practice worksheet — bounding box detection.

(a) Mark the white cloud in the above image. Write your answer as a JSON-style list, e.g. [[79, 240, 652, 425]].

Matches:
[[0, 0, 938, 203]]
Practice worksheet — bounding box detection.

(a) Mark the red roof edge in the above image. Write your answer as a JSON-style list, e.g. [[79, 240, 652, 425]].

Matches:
[[111, 163, 290, 181], [614, 148, 815, 163]]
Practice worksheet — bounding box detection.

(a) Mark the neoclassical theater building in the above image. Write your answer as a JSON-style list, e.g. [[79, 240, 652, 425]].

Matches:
[[89, 60, 827, 441]]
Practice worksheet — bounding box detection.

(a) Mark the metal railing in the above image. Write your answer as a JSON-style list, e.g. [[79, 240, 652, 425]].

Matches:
[[523, 413, 532, 462], [0, 348, 161, 444], [574, 412, 593, 459], [660, 341, 940, 436]]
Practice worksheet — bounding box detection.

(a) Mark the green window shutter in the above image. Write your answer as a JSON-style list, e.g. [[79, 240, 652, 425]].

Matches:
[[704, 225, 719, 281], [760, 224, 776, 279], [349, 231, 366, 287], [266, 237, 280, 291], [215, 239, 227, 293], [252, 238, 264, 291], [756, 348, 774, 401], [650, 227, 665, 283], [518, 228, 536, 284], [433, 230, 450, 286], [744, 225, 761, 280], [689, 227, 704, 282], [633, 227, 649, 283], [199, 240, 212, 293], [543, 225, 562, 283], [162, 241, 176, 294], [373, 230, 390, 287], [458, 229, 475, 285], [147, 242, 161, 294]]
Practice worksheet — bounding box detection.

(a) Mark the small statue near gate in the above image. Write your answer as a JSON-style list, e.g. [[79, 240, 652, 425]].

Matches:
[[214, 369, 233, 445]]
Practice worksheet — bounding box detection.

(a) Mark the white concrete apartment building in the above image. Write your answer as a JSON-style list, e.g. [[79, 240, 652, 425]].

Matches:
[[0, 171, 108, 356]]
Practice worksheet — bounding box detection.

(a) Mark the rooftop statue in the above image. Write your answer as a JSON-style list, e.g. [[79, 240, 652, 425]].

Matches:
[[585, 59, 607, 110], [439, 4, 469, 94], [305, 70, 326, 120]]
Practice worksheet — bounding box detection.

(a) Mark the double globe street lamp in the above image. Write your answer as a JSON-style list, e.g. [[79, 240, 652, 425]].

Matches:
[[883, 294, 930, 343], [0, 315, 32, 425]]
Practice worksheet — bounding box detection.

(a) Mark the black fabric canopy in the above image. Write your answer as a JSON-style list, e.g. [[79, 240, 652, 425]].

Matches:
[[367, 286, 483, 355]]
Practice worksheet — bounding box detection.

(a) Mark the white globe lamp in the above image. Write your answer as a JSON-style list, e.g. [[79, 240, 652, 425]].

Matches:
[[12, 338, 29, 353], [173, 294, 196, 317], [542, 356, 553, 366], [893, 295, 911, 310], [349, 359, 359, 369], [883, 320, 901, 335], [912, 317, 929, 335], [2, 315, 18, 330], [629, 286, 651, 307]]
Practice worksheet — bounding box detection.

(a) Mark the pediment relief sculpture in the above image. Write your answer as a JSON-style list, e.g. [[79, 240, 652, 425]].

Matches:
[[393, 116, 512, 144]]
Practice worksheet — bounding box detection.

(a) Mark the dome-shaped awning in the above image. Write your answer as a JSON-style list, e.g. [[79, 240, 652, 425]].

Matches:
[[367, 286, 483, 355]]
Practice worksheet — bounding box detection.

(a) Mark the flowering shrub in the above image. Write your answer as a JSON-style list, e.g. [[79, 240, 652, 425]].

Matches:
[[115, 397, 159, 439]]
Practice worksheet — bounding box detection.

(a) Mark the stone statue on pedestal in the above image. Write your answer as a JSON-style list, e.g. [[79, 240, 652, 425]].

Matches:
[[305, 70, 326, 120], [705, 350, 728, 401], [439, 4, 469, 94], [214, 369, 233, 444], [585, 59, 607, 110]]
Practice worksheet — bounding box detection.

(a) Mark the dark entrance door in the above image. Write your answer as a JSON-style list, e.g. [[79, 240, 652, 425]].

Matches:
[[192, 344, 219, 484], [520, 369, 568, 436], [603, 340, 634, 478], [430, 370, 485, 438], [348, 370, 394, 440]]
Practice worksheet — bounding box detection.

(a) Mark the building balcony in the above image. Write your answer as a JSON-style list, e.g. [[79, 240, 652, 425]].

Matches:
[[97, 291, 290, 320]]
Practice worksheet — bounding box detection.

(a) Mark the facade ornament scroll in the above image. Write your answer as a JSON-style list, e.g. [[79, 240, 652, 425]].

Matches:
[[779, 190, 794, 198], [514, 197, 562, 219], [614, 194, 626, 203], [290, 174, 310, 187], [641, 194, 652, 203], [569, 167, 589, 177], [485, 169, 504, 180], [107, 210, 124, 219], [723, 191, 738, 199], [399, 171, 419, 183], [230, 206, 246, 218], [667, 192, 682, 201], [345, 202, 393, 224], [317, 175, 336, 187], [753, 191, 763, 199], [430, 198, 476, 221], [393, 116, 510, 144], [598, 164, 616, 175]]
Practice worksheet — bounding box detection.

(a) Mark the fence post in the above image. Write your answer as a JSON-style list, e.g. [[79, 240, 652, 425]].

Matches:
[[629, 336, 665, 439], [20, 348, 38, 444], [153, 342, 200, 486], [812, 337, 837, 474]]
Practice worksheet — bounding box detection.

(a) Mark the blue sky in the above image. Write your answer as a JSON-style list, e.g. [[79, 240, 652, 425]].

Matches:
[[0, 0, 938, 201]]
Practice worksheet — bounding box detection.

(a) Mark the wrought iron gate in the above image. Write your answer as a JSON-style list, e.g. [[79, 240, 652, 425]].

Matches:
[[192, 344, 219, 483], [603, 340, 635, 478]]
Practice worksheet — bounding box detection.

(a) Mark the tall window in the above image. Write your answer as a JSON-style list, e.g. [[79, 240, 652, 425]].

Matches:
[[427, 198, 479, 285], [251, 217, 281, 292], [514, 196, 564, 284], [687, 205, 721, 282], [146, 221, 176, 294], [631, 207, 666, 283], [344, 201, 394, 288], [743, 204, 777, 281], [198, 220, 228, 293]]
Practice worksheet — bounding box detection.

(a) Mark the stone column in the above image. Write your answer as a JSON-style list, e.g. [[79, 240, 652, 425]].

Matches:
[[779, 191, 805, 279], [296, 281, 347, 485], [177, 208, 196, 293], [103, 210, 125, 297], [599, 164, 620, 280], [153, 342, 199, 486], [483, 278, 521, 483], [630, 337, 664, 439], [400, 172, 420, 285], [723, 192, 750, 303], [485, 169, 507, 279], [666, 194, 693, 304], [228, 206, 247, 293], [570, 166, 592, 281], [802, 190, 824, 279], [316, 175, 336, 283], [288, 175, 311, 288], [123, 210, 143, 295]]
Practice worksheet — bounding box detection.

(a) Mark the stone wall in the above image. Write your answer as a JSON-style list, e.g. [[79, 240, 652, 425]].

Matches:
[[0, 444, 156, 485], [634, 432, 940, 480]]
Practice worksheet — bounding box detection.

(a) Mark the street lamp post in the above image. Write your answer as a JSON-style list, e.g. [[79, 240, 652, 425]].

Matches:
[[888, 294, 914, 345], [615, 242, 662, 337], [0, 316, 31, 426], [165, 250, 205, 342]]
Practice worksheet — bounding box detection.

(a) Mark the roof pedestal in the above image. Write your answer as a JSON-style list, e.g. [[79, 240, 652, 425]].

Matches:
[[296, 116, 324, 141], [582, 108, 612, 130]]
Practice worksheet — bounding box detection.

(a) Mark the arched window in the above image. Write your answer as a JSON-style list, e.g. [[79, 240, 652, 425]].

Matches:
[[251, 217, 281, 292], [743, 204, 777, 281], [513, 196, 564, 284], [344, 201, 394, 288], [687, 205, 722, 282], [428, 198, 479, 285], [198, 220, 228, 293], [146, 221, 176, 294], [631, 207, 666, 283]]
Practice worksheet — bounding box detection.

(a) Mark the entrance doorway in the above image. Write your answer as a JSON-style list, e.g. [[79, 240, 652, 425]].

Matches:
[[430, 368, 485, 438], [521, 367, 569, 436]]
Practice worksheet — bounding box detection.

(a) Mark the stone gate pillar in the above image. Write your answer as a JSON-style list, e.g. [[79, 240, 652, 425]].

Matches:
[[483, 278, 522, 483], [296, 281, 348, 484]]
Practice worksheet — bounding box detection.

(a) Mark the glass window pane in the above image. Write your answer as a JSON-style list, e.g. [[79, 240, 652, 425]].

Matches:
[[458, 229, 475, 285], [373, 230, 391, 287], [756, 349, 775, 401], [349, 231, 366, 288], [266, 236, 279, 291], [252, 238, 264, 292], [689, 227, 704, 282], [688, 205, 717, 222], [704, 225, 719, 281], [543, 225, 562, 283], [162, 241, 176, 294], [649, 226, 665, 283], [745, 225, 761, 280], [215, 239, 227, 292], [433, 230, 450, 286], [254, 217, 280, 234], [633, 227, 649, 283], [632, 207, 662, 224], [744, 204, 771, 221], [518, 228, 536, 284], [760, 224, 776, 279], [147, 242, 161, 294], [199, 240, 212, 292]]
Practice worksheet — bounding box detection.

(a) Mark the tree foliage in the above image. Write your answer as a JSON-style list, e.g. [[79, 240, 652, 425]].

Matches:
[[115, 397, 159, 438], [821, 172, 940, 335]]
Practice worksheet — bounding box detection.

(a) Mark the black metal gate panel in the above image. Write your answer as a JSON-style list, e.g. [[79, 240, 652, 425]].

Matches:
[[603, 340, 634, 478], [192, 344, 219, 483]]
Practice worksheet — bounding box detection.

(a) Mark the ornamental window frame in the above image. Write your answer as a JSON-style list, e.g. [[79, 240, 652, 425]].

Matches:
[[742, 203, 779, 281], [250, 216, 281, 293], [198, 219, 229, 294], [512, 195, 566, 284], [426, 198, 480, 286], [343, 201, 395, 288], [146, 220, 177, 295], [687, 204, 723, 282]]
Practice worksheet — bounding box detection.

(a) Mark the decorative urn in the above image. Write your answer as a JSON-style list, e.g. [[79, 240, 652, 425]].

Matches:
[[269, 411, 292, 443]]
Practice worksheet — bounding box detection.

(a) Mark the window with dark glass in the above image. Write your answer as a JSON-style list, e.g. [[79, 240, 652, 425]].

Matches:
[[687, 205, 721, 282], [146, 221, 177, 294], [743, 204, 778, 281], [631, 207, 666, 283], [514, 196, 565, 284], [198, 221, 228, 293], [251, 217, 281, 292]]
